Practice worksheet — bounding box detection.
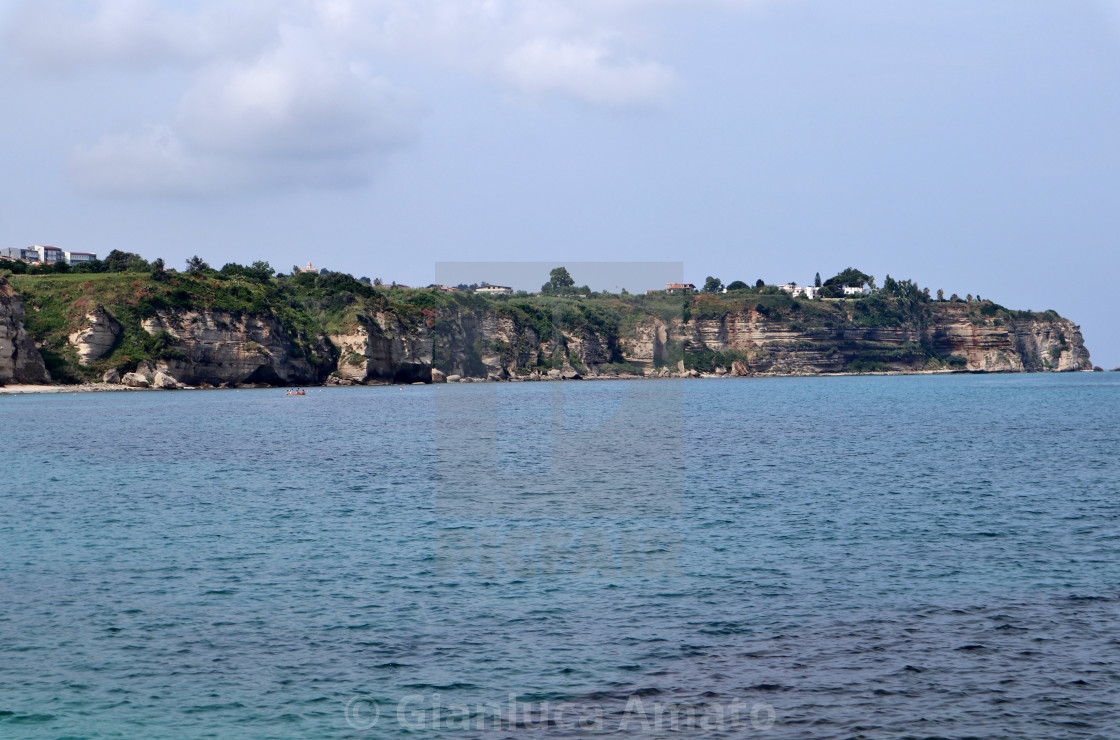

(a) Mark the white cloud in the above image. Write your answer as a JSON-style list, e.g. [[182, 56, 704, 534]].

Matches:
[[504, 37, 676, 107], [313, 0, 683, 106], [71, 125, 224, 198], [2, 0, 276, 71], [2, 0, 757, 196], [70, 33, 422, 197], [176, 34, 420, 160]]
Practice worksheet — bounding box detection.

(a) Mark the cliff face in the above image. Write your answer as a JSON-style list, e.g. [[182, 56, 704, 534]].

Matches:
[[140, 310, 331, 386], [0, 272, 1094, 387], [616, 305, 1091, 375], [133, 301, 1095, 384], [330, 311, 435, 384], [0, 277, 50, 384], [925, 308, 1090, 372]]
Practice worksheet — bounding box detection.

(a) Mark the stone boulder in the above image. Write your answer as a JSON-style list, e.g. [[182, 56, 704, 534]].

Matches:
[[122, 372, 150, 388], [102, 368, 121, 384], [431, 368, 446, 383], [151, 370, 179, 389], [730, 360, 749, 377], [135, 361, 157, 380], [446, 374, 461, 383]]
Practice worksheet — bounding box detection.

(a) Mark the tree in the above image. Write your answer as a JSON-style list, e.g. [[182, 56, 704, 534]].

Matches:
[[824, 267, 872, 288], [726, 280, 749, 291], [703, 276, 723, 293], [249, 260, 275, 281], [71, 258, 104, 273], [966, 294, 973, 302], [950, 293, 960, 302], [814, 272, 822, 288], [150, 257, 168, 281], [542, 266, 576, 294], [186, 255, 209, 272], [937, 289, 944, 301], [755, 279, 765, 288], [373, 278, 383, 286], [542, 266, 575, 293], [1, 258, 28, 274], [103, 249, 149, 273]]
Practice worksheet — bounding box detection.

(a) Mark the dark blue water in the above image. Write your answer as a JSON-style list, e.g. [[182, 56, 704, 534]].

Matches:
[[2, 374, 1118, 738]]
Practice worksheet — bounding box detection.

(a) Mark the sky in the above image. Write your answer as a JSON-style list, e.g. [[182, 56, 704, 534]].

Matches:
[[1, 0, 1118, 365]]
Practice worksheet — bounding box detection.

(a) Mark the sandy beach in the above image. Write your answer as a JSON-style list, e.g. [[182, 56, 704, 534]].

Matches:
[[0, 383, 141, 395]]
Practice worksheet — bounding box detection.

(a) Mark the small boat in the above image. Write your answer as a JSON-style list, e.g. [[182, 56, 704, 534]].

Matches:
[[285, 389, 306, 396]]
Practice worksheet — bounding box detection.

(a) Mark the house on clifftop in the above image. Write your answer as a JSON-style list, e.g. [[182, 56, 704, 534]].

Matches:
[[665, 283, 696, 294]]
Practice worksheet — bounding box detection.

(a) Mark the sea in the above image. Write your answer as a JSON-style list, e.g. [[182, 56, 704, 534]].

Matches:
[[1, 373, 1118, 739]]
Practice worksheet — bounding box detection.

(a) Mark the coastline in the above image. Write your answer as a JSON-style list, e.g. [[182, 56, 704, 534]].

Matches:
[[0, 367, 1099, 396]]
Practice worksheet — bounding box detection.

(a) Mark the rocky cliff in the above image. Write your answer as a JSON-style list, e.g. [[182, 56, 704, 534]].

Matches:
[[138, 310, 331, 386], [0, 276, 50, 384], [614, 303, 1091, 375], [0, 272, 1093, 387]]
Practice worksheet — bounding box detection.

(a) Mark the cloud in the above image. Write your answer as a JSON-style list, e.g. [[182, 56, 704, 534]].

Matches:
[[1, 0, 275, 71], [314, 0, 683, 106], [503, 37, 676, 107], [71, 35, 422, 197], [71, 125, 222, 198], [2, 0, 757, 196]]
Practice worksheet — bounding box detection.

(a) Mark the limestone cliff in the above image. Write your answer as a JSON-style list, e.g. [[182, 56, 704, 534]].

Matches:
[[618, 304, 1091, 375], [320, 298, 1092, 382], [0, 271, 1093, 387], [0, 277, 50, 384], [140, 310, 331, 386], [330, 311, 434, 384]]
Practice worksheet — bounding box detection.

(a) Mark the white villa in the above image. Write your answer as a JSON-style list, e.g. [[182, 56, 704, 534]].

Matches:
[[779, 281, 872, 298], [475, 285, 513, 296], [778, 283, 821, 299]]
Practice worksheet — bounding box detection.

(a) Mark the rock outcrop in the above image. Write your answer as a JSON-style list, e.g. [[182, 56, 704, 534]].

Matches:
[[140, 310, 330, 386], [0, 277, 50, 384], [329, 312, 434, 384], [68, 306, 122, 365]]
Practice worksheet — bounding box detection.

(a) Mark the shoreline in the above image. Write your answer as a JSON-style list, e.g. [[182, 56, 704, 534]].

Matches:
[[0, 367, 1101, 396]]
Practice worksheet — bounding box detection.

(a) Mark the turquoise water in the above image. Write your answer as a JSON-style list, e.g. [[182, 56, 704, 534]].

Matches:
[[1, 374, 1118, 738]]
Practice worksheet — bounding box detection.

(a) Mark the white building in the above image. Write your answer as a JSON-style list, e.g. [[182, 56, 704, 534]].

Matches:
[[27, 245, 64, 263], [64, 251, 97, 265], [843, 284, 872, 296], [475, 285, 513, 295], [778, 283, 820, 299], [1, 246, 97, 264]]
